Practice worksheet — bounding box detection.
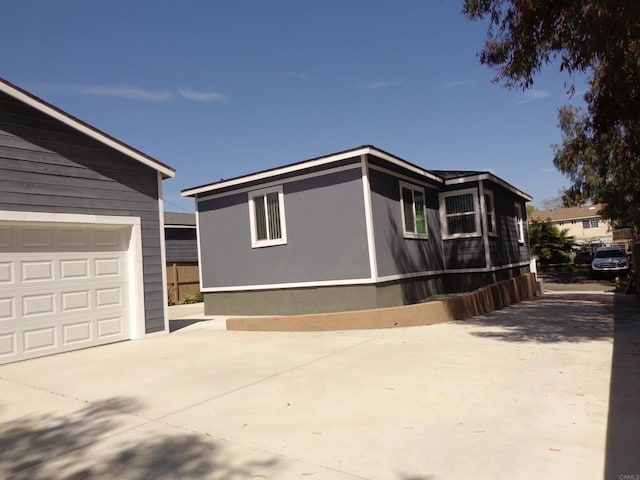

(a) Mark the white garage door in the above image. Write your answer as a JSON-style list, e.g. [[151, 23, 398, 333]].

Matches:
[[0, 222, 133, 364]]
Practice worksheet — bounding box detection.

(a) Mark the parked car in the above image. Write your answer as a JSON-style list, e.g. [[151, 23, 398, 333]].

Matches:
[[591, 246, 629, 278]]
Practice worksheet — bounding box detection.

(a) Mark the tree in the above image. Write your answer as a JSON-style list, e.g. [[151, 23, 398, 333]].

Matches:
[[463, 0, 640, 230], [528, 220, 576, 265]]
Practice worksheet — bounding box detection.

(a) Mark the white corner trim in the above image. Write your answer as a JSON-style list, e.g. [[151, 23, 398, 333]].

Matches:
[[157, 172, 170, 335], [478, 181, 491, 269], [0, 80, 175, 179], [195, 210, 205, 292], [361, 155, 378, 281]]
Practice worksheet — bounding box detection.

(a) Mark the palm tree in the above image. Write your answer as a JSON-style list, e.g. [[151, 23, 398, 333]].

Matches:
[[529, 220, 576, 265]]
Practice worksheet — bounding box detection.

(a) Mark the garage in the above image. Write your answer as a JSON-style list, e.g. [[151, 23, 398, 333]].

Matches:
[[0, 217, 146, 364], [0, 77, 175, 364]]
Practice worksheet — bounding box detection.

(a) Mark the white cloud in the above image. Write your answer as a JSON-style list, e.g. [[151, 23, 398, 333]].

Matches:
[[358, 80, 402, 90], [442, 79, 476, 89], [74, 85, 174, 102], [518, 90, 552, 104], [178, 88, 225, 103]]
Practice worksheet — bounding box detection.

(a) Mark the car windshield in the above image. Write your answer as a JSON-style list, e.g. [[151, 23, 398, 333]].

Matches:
[[595, 249, 626, 258]]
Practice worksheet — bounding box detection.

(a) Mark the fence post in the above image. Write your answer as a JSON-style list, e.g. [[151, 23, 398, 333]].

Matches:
[[172, 263, 179, 305]]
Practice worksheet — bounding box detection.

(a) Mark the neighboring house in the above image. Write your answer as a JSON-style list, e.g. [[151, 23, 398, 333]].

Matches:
[[164, 212, 200, 304], [530, 204, 613, 246], [182, 145, 532, 315], [164, 212, 198, 263], [0, 77, 175, 364]]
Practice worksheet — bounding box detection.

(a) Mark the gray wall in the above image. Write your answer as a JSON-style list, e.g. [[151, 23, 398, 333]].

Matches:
[[0, 91, 166, 333], [165, 227, 198, 263], [368, 167, 444, 277], [487, 182, 531, 266], [197, 166, 371, 287]]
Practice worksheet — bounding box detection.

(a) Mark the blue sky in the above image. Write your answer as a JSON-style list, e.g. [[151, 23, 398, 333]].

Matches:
[[1, 0, 588, 212]]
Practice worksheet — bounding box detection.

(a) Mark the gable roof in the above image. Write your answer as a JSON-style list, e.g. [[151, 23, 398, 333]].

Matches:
[[0, 77, 175, 179], [181, 145, 443, 197], [432, 170, 532, 201], [530, 204, 605, 222]]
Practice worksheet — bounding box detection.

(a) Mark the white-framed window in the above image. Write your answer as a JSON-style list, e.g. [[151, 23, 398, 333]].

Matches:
[[248, 185, 287, 248], [440, 188, 481, 238], [484, 189, 497, 236], [399, 181, 428, 238], [583, 218, 599, 229], [514, 202, 525, 243]]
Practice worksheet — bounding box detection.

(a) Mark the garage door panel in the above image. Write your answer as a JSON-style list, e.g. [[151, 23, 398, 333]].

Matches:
[[63, 321, 92, 344], [23, 326, 56, 352], [0, 222, 134, 364]]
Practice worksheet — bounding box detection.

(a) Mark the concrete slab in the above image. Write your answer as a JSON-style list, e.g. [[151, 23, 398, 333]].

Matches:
[[1, 293, 638, 479]]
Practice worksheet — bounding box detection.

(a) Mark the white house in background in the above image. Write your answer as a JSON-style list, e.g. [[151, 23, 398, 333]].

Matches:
[[530, 204, 613, 246]]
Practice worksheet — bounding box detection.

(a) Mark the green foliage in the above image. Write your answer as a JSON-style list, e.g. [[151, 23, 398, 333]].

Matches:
[[529, 220, 576, 265], [179, 291, 204, 304], [463, 0, 640, 229]]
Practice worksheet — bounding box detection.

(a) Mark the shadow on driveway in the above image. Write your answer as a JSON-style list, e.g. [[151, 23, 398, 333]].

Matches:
[[0, 397, 280, 479], [462, 293, 640, 476]]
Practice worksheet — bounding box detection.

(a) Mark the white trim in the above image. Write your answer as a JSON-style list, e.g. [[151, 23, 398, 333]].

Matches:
[[361, 155, 379, 281], [182, 146, 442, 197], [368, 164, 438, 189], [199, 261, 531, 292], [444, 173, 531, 201], [0, 79, 175, 179], [399, 180, 429, 239], [200, 277, 377, 292], [194, 164, 361, 202], [195, 210, 205, 292], [515, 202, 525, 244], [479, 182, 491, 269], [439, 187, 482, 239], [164, 225, 197, 229], [184, 148, 370, 196], [0, 209, 147, 341], [157, 172, 170, 334], [377, 270, 446, 283], [248, 185, 287, 248]]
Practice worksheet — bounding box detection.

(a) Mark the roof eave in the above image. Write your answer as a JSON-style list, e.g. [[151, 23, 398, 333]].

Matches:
[[0, 77, 175, 179]]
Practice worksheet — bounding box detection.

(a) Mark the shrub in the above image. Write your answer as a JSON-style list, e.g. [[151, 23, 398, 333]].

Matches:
[[179, 292, 204, 304]]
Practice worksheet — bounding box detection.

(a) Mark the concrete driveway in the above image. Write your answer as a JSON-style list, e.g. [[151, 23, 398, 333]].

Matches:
[[1, 293, 638, 479]]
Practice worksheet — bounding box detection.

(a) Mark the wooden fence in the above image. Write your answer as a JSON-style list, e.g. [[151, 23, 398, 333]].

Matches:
[[166, 262, 200, 305]]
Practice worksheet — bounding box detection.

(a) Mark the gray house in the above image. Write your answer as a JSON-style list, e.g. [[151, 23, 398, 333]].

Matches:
[[0, 77, 175, 364], [183, 145, 531, 315], [164, 212, 198, 263]]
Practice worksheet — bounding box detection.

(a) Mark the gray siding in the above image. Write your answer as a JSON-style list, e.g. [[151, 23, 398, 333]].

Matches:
[[0, 92, 165, 333], [368, 167, 444, 277], [165, 228, 198, 263], [488, 183, 530, 266], [198, 167, 371, 287]]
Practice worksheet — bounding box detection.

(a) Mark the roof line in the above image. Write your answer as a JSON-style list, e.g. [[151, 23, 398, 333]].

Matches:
[[0, 77, 175, 179], [444, 173, 532, 201], [182, 145, 442, 197]]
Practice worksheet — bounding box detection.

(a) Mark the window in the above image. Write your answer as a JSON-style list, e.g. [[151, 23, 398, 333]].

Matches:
[[248, 186, 287, 248], [591, 219, 599, 228], [484, 189, 496, 236], [514, 203, 525, 243], [440, 189, 480, 238], [400, 182, 427, 238]]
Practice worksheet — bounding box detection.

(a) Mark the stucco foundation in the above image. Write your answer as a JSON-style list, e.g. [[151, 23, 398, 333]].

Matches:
[[227, 272, 538, 331]]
